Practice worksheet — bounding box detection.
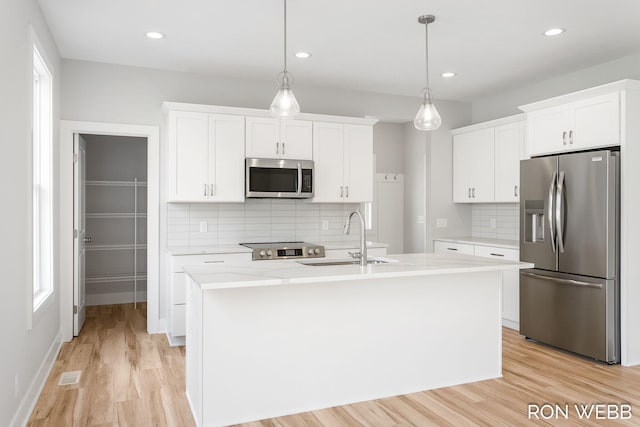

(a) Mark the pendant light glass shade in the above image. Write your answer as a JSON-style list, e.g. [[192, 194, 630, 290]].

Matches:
[[414, 88, 441, 130], [271, 0, 300, 118], [270, 71, 300, 118], [414, 15, 441, 131]]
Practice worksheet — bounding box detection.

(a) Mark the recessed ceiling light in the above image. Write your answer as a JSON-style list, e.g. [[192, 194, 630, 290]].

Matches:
[[295, 52, 311, 59], [441, 72, 457, 78], [146, 31, 165, 39], [543, 28, 565, 36]]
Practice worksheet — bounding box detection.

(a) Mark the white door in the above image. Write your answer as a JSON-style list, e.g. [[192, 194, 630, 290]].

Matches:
[[343, 124, 373, 202], [312, 122, 344, 202], [494, 122, 525, 202], [169, 111, 209, 201], [73, 133, 87, 335], [375, 174, 404, 254], [280, 119, 313, 160], [245, 116, 279, 158]]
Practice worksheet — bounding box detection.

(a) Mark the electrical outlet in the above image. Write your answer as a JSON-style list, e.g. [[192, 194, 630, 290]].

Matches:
[[321, 219, 329, 231], [490, 218, 497, 229], [436, 218, 448, 228], [14, 373, 19, 398], [417, 215, 425, 224], [199, 221, 208, 233]]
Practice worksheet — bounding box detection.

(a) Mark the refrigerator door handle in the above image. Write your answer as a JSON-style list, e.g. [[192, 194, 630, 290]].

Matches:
[[556, 170, 566, 253], [547, 171, 557, 252], [521, 271, 603, 289]]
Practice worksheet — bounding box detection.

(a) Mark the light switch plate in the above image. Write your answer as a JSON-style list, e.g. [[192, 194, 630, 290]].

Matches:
[[321, 219, 329, 231], [199, 221, 208, 233], [417, 215, 425, 224], [436, 218, 448, 228]]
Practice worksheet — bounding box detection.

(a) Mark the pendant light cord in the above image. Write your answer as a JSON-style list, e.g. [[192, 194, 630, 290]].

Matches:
[[283, 0, 288, 73], [424, 20, 429, 92]]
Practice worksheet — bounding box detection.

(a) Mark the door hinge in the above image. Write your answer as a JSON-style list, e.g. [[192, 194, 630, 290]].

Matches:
[[73, 229, 78, 238], [73, 153, 78, 163], [73, 305, 78, 314]]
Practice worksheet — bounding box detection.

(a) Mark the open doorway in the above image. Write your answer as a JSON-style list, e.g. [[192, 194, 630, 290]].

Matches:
[[60, 121, 160, 342], [73, 134, 148, 335]]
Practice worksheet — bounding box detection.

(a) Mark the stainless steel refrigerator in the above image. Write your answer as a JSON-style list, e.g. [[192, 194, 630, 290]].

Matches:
[[519, 149, 619, 363]]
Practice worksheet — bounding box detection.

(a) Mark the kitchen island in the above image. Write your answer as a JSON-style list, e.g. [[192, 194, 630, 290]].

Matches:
[[184, 253, 531, 426]]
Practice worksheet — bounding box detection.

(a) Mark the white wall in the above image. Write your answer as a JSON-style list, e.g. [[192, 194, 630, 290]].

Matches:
[[373, 122, 405, 174], [471, 51, 640, 123], [0, 1, 61, 426]]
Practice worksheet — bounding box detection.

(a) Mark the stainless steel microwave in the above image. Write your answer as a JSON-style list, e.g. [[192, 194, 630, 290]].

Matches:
[[245, 158, 314, 198]]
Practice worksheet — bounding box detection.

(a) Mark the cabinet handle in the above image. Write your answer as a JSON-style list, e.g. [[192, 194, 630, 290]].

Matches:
[[468, 188, 471, 198], [490, 253, 505, 257], [514, 185, 518, 197], [276, 142, 280, 155], [340, 186, 344, 197], [345, 186, 349, 198], [209, 184, 215, 197], [569, 130, 573, 145], [472, 188, 476, 198], [447, 247, 458, 251], [562, 131, 567, 145], [204, 183, 207, 196], [282, 142, 285, 155]]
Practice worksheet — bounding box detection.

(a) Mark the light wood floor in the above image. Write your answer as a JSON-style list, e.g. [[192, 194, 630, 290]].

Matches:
[[29, 303, 640, 426]]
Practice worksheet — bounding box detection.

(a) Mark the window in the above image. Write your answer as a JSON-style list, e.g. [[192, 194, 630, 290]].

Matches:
[[32, 44, 53, 311]]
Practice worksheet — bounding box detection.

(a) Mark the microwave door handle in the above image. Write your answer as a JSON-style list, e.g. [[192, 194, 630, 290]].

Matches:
[[556, 170, 565, 253], [548, 171, 557, 252], [297, 162, 302, 195]]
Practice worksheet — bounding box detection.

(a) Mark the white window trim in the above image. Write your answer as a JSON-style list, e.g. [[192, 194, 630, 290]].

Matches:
[[29, 26, 55, 327]]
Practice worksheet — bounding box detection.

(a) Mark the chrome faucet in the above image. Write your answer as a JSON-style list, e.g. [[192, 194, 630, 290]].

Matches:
[[344, 209, 367, 267]]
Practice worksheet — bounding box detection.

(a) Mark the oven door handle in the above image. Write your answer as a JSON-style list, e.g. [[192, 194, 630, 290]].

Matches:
[[297, 162, 302, 195]]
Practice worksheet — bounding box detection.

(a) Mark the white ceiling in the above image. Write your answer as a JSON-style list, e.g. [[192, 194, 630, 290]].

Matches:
[[37, 0, 640, 102]]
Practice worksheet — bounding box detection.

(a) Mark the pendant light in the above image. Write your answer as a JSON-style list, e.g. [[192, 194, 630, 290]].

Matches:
[[414, 15, 442, 131], [270, 0, 300, 118]]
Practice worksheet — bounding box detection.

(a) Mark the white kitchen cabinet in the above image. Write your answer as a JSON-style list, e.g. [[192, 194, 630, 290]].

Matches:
[[434, 239, 520, 330], [494, 121, 526, 202], [166, 111, 245, 202], [452, 115, 525, 204], [167, 251, 251, 344], [525, 92, 620, 156], [313, 122, 373, 203], [245, 116, 312, 160], [452, 128, 495, 203]]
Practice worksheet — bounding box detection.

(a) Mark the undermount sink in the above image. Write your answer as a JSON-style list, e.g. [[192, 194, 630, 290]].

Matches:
[[297, 257, 398, 267]]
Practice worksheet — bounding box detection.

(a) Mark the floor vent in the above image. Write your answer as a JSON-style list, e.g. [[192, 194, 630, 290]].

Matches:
[[58, 371, 81, 386]]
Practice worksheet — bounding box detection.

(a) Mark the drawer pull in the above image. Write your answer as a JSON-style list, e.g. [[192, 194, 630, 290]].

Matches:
[[490, 253, 505, 257], [447, 248, 458, 251], [204, 260, 224, 264]]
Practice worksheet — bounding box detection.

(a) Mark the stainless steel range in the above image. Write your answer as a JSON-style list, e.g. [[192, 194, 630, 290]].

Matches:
[[240, 241, 325, 261]]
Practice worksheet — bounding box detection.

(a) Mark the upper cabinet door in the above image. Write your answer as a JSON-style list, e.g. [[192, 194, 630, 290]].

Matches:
[[312, 122, 345, 202], [343, 124, 373, 202], [571, 92, 620, 150], [279, 120, 313, 160], [453, 133, 475, 202], [527, 104, 570, 156], [494, 122, 525, 202], [245, 116, 279, 158], [168, 111, 209, 202], [468, 128, 495, 202], [209, 114, 245, 202]]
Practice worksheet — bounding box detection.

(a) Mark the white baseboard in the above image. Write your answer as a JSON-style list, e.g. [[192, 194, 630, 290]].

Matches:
[[502, 318, 520, 331], [9, 329, 62, 427], [86, 290, 147, 306], [166, 332, 186, 347]]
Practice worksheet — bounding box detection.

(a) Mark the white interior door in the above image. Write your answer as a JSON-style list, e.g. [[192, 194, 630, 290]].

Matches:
[[73, 133, 87, 335], [375, 173, 404, 254]]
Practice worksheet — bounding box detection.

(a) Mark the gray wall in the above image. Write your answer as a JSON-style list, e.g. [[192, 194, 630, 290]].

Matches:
[[0, 1, 61, 425], [471, 51, 640, 123], [373, 122, 405, 173]]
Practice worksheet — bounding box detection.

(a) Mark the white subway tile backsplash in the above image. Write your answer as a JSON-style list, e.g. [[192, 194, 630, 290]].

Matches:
[[471, 203, 519, 241], [167, 200, 362, 248]]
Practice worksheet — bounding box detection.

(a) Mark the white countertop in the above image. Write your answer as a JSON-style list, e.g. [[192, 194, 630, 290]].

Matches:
[[167, 241, 388, 256], [184, 252, 533, 291], [434, 237, 519, 250]]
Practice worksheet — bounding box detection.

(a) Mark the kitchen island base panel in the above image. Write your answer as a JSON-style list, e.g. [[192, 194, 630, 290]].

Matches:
[[186, 271, 503, 426]]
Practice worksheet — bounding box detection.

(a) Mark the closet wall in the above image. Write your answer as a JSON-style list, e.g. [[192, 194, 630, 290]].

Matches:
[[83, 134, 147, 306]]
